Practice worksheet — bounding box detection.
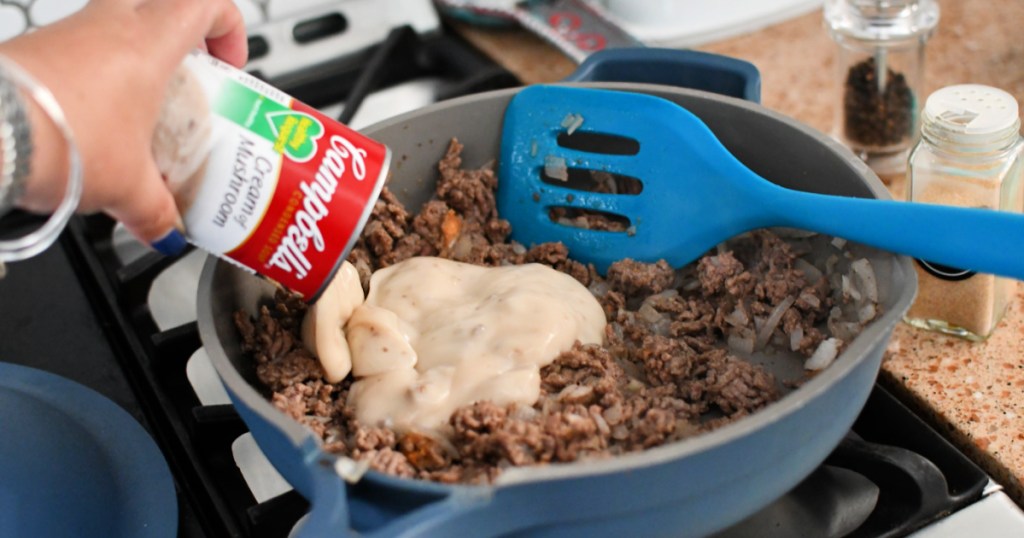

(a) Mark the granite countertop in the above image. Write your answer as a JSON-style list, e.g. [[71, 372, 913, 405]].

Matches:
[[451, 0, 1024, 505]]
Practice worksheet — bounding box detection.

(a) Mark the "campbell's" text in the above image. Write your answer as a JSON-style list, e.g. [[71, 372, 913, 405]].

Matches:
[[266, 135, 367, 280]]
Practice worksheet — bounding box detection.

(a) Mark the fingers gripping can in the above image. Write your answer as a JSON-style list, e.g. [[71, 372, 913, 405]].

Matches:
[[153, 51, 389, 302]]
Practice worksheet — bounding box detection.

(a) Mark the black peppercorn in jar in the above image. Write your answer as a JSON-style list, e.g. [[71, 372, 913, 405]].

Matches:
[[824, 0, 939, 177]]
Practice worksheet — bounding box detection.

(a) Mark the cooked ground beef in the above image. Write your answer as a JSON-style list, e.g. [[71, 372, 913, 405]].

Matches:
[[234, 138, 874, 484]]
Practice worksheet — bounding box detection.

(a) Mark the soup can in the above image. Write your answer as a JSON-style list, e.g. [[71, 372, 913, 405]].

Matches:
[[153, 51, 390, 301]]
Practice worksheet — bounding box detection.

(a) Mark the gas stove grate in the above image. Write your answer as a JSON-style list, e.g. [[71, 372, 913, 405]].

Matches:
[[836, 385, 989, 537], [66, 214, 312, 537]]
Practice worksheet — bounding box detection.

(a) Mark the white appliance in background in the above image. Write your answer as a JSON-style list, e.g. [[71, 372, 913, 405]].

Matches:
[[599, 0, 823, 47], [239, 0, 440, 80], [434, 0, 822, 49], [0, 0, 443, 153], [0, 0, 440, 73]]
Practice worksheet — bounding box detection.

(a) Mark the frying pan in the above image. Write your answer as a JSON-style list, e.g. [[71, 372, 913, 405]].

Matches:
[[197, 48, 916, 537]]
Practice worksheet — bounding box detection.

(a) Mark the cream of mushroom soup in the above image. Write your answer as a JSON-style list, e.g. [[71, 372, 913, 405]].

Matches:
[[306, 256, 606, 437]]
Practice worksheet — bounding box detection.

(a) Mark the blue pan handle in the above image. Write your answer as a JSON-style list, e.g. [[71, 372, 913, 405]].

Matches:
[[563, 47, 761, 103], [292, 441, 519, 538]]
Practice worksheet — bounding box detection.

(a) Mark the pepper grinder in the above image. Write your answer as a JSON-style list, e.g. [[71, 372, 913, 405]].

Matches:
[[824, 0, 939, 177]]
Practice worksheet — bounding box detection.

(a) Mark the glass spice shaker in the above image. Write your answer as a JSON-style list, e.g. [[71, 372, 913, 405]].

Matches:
[[903, 84, 1024, 341], [824, 0, 939, 177]]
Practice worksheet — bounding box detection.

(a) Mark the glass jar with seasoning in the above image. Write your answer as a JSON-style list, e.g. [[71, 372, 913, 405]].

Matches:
[[903, 84, 1024, 341], [824, 0, 939, 178]]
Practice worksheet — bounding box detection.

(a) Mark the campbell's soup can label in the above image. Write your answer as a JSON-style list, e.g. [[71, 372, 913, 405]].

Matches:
[[154, 51, 390, 301]]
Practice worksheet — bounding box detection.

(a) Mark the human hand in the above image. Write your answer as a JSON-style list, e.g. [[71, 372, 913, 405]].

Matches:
[[0, 0, 247, 252]]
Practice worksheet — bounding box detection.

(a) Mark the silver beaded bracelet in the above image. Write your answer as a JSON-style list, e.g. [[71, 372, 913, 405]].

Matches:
[[0, 60, 32, 214], [0, 54, 82, 266]]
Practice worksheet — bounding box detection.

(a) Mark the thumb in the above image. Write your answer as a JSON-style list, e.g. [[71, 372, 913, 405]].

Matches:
[[108, 163, 188, 256]]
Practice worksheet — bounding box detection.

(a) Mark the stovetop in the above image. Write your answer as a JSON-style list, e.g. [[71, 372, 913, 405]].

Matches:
[[0, 217, 997, 536], [0, 6, 1016, 537]]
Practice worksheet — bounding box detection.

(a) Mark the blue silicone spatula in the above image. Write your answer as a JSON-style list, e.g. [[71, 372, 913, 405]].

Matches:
[[497, 85, 1024, 279]]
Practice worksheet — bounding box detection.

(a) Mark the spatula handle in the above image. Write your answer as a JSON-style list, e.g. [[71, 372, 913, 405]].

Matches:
[[780, 191, 1024, 281]]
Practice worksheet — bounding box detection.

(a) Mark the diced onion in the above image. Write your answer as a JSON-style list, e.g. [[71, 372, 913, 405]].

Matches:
[[805, 337, 840, 370], [794, 258, 823, 283], [825, 254, 839, 275], [638, 302, 662, 324], [857, 303, 877, 322], [724, 306, 750, 328], [850, 258, 879, 303], [833, 321, 861, 341], [841, 274, 862, 301], [728, 328, 755, 355], [544, 155, 568, 181], [591, 407, 611, 435], [560, 113, 584, 134], [625, 378, 645, 394], [588, 280, 611, 297], [651, 318, 672, 336], [558, 384, 594, 403], [789, 326, 804, 351], [512, 404, 539, 421], [650, 289, 680, 301], [452, 234, 474, 258], [334, 457, 372, 483], [598, 401, 622, 424], [799, 290, 821, 309], [568, 115, 584, 134], [755, 296, 794, 351]]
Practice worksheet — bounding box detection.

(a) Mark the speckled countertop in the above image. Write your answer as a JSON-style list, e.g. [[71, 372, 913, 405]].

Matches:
[[451, 0, 1024, 505]]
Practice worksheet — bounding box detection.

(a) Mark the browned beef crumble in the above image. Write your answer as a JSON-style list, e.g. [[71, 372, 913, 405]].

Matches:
[[235, 138, 872, 484]]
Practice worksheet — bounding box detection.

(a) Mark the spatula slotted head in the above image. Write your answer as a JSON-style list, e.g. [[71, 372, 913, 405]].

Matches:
[[498, 85, 754, 274]]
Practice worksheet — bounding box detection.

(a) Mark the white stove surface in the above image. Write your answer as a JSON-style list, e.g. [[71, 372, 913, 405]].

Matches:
[[913, 486, 1024, 537]]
